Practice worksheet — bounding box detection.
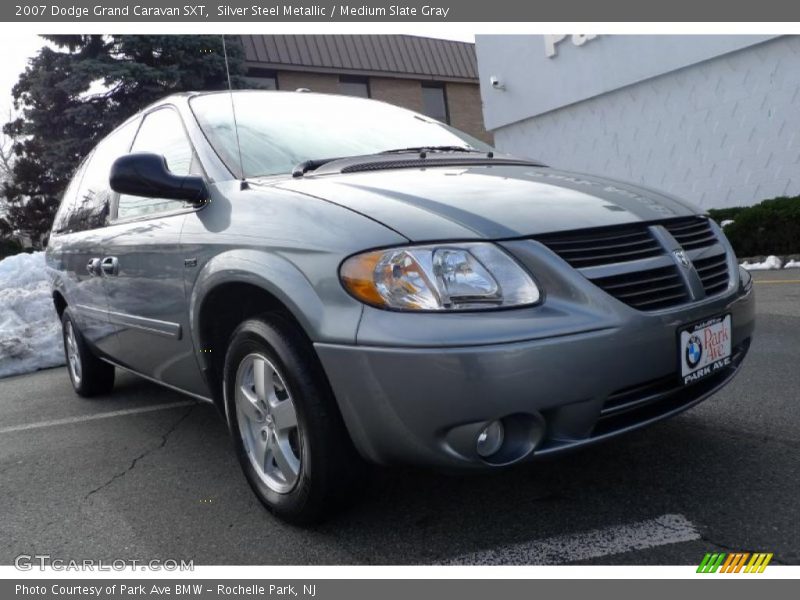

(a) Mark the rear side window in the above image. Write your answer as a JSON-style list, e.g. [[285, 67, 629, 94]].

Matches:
[[61, 120, 138, 233], [117, 108, 199, 221], [52, 158, 90, 234]]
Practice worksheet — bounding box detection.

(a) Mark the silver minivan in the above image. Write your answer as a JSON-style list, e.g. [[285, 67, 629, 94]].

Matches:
[[47, 91, 755, 523]]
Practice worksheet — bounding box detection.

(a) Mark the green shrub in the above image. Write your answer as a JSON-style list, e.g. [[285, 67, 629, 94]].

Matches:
[[707, 206, 747, 223], [710, 196, 800, 257], [0, 238, 23, 260]]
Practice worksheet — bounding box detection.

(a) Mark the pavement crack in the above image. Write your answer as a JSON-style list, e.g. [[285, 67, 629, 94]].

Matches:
[[83, 404, 195, 501]]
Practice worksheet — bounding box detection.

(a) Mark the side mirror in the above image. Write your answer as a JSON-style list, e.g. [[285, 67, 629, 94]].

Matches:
[[110, 152, 209, 205]]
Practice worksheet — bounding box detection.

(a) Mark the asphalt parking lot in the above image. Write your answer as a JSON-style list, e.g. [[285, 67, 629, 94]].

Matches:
[[1, 269, 798, 566]]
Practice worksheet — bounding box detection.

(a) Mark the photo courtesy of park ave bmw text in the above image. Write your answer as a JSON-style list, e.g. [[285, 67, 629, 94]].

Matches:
[[0, 0, 798, 594]]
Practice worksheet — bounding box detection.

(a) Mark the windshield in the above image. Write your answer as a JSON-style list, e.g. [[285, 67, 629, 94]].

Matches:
[[189, 91, 494, 178]]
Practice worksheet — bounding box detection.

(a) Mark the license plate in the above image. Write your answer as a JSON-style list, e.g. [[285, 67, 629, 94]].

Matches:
[[679, 314, 732, 385]]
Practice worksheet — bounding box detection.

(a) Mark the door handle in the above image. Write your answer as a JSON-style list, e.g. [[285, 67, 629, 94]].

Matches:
[[100, 256, 119, 276], [86, 258, 102, 277]]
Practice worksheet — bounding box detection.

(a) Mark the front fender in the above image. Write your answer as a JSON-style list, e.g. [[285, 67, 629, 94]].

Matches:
[[188, 248, 363, 366]]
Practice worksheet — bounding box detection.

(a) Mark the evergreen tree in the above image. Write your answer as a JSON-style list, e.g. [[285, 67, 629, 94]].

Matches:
[[1, 35, 246, 247]]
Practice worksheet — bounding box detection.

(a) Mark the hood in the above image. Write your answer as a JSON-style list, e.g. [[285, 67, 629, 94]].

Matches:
[[275, 164, 701, 242]]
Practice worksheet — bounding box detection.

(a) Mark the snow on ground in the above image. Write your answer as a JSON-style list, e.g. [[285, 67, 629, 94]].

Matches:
[[0, 251, 65, 378], [740, 255, 783, 271], [785, 259, 800, 269]]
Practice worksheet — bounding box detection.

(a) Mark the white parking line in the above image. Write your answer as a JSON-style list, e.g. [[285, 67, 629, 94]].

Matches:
[[0, 401, 196, 434], [445, 514, 700, 565]]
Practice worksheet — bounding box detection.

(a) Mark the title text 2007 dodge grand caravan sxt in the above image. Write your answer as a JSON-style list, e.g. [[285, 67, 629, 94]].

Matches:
[[47, 91, 754, 523]]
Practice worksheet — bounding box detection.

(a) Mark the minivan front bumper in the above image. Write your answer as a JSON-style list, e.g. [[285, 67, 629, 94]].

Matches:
[[315, 281, 755, 468]]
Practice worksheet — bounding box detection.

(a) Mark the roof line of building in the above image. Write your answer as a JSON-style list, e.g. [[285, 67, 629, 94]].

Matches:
[[241, 34, 479, 82]]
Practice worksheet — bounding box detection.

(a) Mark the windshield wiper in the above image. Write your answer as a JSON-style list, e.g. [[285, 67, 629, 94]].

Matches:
[[292, 157, 342, 178], [380, 145, 484, 155], [292, 146, 491, 178]]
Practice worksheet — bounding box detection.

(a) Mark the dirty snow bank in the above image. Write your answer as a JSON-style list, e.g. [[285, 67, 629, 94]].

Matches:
[[740, 255, 783, 271], [0, 251, 64, 378]]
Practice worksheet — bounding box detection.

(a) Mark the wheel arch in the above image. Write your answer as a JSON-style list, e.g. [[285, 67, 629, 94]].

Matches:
[[189, 249, 361, 415], [52, 290, 68, 318]]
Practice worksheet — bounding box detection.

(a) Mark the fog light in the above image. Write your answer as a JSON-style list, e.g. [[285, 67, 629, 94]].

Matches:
[[476, 420, 504, 458]]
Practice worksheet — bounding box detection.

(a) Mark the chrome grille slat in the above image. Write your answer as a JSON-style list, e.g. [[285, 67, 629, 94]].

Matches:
[[592, 265, 689, 310], [630, 291, 691, 308], [602, 271, 682, 291], [696, 261, 727, 272], [563, 248, 665, 267], [664, 217, 718, 250], [615, 283, 687, 300], [537, 225, 662, 269], [556, 238, 657, 254], [692, 253, 731, 297]]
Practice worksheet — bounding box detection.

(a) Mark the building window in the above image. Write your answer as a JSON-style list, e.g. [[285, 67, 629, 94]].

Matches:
[[339, 75, 370, 98], [246, 68, 278, 90], [421, 82, 449, 123]]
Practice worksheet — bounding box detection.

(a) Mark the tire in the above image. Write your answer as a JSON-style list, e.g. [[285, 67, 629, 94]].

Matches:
[[61, 308, 115, 397], [224, 314, 365, 525]]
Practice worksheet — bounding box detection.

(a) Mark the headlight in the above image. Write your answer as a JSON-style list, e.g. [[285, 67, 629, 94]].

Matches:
[[340, 242, 541, 311]]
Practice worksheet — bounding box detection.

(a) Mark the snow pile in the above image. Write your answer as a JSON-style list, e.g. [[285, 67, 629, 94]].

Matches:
[[785, 259, 800, 269], [721, 219, 735, 228], [740, 255, 783, 271], [0, 251, 65, 378]]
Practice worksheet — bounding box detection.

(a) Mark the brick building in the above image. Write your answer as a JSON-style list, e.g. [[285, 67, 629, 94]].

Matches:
[[239, 35, 492, 144]]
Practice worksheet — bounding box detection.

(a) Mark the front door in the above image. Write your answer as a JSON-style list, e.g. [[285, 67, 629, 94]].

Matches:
[[100, 107, 206, 395]]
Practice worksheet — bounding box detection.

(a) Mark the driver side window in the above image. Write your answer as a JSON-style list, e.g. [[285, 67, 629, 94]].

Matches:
[[117, 108, 200, 220]]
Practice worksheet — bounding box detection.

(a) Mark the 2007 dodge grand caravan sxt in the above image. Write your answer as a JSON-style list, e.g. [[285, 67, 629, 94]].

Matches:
[[47, 91, 754, 523]]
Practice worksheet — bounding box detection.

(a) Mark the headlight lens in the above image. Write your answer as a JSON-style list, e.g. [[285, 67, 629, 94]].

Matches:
[[340, 243, 540, 311]]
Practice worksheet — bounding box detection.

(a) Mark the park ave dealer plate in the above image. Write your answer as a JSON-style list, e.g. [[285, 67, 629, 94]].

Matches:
[[679, 314, 732, 385]]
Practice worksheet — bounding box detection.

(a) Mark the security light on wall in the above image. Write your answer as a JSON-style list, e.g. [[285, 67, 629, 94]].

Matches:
[[490, 76, 505, 91]]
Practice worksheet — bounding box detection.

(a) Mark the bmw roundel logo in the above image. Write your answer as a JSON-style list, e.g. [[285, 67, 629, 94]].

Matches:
[[686, 335, 703, 367]]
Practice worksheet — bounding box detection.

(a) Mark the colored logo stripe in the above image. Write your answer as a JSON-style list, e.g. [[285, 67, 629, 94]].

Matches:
[[745, 553, 773, 573], [697, 552, 773, 573], [697, 553, 726, 573], [720, 553, 750, 573]]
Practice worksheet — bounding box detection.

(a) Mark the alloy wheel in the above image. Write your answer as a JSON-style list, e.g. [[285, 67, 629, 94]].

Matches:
[[235, 353, 302, 494], [64, 320, 82, 386]]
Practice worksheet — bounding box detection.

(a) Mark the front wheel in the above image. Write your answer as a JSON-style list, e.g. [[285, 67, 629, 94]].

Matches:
[[224, 315, 364, 524]]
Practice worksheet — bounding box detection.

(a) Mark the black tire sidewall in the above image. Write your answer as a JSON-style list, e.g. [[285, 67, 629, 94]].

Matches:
[[61, 308, 114, 397], [223, 316, 337, 524]]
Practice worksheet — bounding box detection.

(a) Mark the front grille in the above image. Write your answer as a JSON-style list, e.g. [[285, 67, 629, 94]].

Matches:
[[536, 216, 730, 312], [663, 217, 717, 250], [536, 225, 663, 268], [693, 253, 730, 297], [592, 265, 689, 311]]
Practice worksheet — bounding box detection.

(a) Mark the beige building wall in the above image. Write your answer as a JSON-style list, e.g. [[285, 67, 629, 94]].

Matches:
[[369, 77, 425, 113], [264, 70, 493, 144], [446, 82, 494, 145]]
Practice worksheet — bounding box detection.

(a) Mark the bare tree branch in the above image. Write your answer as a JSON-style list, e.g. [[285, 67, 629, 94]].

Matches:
[[0, 109, 16, 183]]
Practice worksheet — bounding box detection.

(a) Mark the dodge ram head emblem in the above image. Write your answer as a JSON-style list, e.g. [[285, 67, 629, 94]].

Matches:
[[673, 249, 692, 268]]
